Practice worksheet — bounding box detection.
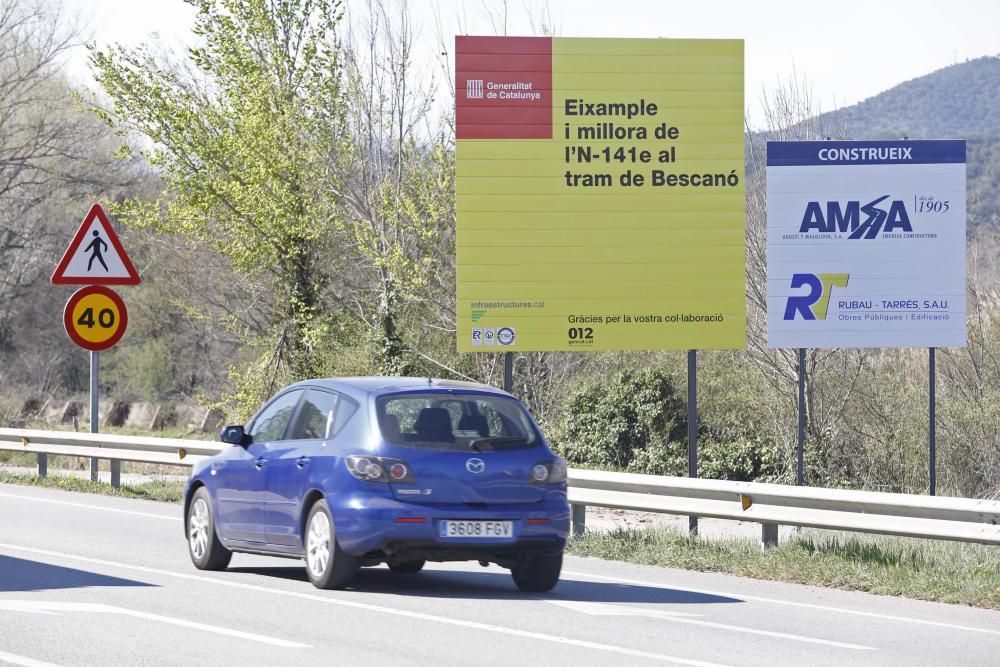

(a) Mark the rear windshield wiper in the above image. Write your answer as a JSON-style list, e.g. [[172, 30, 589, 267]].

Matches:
[[468, 436, 529, 452]]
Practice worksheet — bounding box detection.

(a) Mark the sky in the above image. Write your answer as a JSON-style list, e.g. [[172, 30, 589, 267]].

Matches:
[[60, 0, 1000, 129]]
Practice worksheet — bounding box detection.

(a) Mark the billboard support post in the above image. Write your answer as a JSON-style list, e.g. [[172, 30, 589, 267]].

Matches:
[[688, 349, 698, 536], [503, 352, 513, 393], [930, 347, 936, 496], [797, 348, 806, 486]]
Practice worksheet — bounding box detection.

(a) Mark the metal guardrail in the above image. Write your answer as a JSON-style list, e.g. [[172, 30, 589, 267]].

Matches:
[[0, 428, 223, 483], [569, 469, 1000, 546], [2, 428, 999, 547]]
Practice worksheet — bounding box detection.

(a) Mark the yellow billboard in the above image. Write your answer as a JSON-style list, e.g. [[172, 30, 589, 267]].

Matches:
[[456, 37, 745, 352]]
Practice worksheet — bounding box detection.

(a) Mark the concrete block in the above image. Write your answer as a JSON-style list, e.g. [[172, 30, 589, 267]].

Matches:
[[126, 402, 159, 430], [42, 398, 64, 423], [174, 402, 208, 430], [59, 401, 83, 424], [200, 408, 225, 433]]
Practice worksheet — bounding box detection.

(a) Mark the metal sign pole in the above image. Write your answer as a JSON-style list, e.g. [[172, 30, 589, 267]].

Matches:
[[929, 347, 936, 496], [503, 352, 513, 393], [798, 348, 806, 486], [687, 350, 698, 536], [90, 350, 99, 482]]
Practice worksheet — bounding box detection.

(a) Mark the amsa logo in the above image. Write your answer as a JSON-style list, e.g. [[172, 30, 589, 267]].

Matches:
[[799, 195, 911, 239], [783, 273, 849, 321]]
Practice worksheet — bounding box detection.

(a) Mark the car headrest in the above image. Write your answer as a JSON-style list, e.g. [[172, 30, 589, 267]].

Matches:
[[413, 407, 453, 441], [457, 414, 489, 436]]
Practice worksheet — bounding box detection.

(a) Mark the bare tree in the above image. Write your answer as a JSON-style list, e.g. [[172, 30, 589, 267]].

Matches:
[[332, 0, 454, 375], [743, 71, 867, 480], [0, 0, 142, 395]]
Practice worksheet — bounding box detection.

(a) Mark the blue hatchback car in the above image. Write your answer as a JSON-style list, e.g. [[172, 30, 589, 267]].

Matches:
[[184, 377, 570, 591]]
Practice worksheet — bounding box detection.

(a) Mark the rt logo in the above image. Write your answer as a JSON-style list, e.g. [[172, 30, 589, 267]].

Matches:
[[783, 273, 850, 320]]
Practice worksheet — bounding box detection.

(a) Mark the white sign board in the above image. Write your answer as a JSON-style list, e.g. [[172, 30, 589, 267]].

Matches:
[[767, 140, 966, 349]]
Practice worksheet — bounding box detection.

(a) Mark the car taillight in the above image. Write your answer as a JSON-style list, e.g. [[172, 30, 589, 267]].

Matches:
[[530, 458, 567, 484], [549, 458, 567, 483], [346, 455, 414, 483]]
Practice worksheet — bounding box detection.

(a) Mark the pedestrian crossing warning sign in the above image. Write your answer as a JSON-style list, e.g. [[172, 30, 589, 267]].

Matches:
[[51, 203, 141, 285]]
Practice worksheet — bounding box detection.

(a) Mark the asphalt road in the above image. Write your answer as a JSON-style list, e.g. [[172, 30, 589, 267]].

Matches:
[[1, 485, 999, 666]]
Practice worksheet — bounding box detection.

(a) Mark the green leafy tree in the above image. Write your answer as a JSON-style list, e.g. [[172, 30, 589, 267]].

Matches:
[[89, 0, 349, 410]]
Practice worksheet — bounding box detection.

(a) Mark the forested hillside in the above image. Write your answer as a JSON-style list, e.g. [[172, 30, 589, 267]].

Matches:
[[817, 56, 1000, 224]]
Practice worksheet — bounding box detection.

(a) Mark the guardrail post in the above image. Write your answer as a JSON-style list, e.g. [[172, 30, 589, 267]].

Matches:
[[37, 453, 47, 478], [110, 460, 120, 489], [761, 522, 778, 549], [571, 504, 586, 536]]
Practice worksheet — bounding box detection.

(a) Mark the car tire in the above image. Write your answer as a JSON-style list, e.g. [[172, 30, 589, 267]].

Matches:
[[304, 499, 357, 589], [511, 551, 562, 592], [187, 487, 232, 571], [387, 560, 425, 574]]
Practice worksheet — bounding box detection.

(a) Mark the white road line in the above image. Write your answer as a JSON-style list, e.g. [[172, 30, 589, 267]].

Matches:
[[0, 543, 729, 667], [0, 649, 61, 667], [0, 601, 309, 649], [5, 488, 997, 641], [0, 493, 180, 522], [563, 569, 1000, 638], [544, 599, 873, 650]]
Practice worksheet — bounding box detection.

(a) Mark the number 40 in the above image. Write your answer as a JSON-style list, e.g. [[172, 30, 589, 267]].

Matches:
[[77, 307, 115, 329]]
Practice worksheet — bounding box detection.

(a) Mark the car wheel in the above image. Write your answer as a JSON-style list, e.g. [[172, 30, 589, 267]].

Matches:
[[511, 551, 562, 592], [187, 487, 232, 571], [304, 499, 357, 589], [387, 560, 425, 574]]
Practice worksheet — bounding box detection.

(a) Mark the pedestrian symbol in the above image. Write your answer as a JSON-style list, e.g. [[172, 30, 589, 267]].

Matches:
[[51, 204, 141, 285], [85, 230, 109, 272]]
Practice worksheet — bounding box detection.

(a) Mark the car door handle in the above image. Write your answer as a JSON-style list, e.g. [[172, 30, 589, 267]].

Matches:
[[255, 458, 267, 470], [296, 457, 311, 469]]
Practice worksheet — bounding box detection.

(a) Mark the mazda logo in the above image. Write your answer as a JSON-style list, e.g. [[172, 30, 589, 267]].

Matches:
[[466, 458, 485, 474]]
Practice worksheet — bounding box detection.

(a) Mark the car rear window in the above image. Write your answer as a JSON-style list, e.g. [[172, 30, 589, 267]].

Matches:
[[376, 392, 539, 451]]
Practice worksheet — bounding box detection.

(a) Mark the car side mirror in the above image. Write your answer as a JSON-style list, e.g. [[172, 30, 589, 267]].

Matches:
[[219, 425, 250, 446]]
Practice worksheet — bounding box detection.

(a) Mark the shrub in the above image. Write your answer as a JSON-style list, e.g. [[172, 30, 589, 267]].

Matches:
[[626, 441, 686, 476], [699, 434, 779, 481], [549, 368, 686, 469]]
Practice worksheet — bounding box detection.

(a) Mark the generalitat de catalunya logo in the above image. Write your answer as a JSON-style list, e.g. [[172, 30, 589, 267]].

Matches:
[[466, 79, 484, 99], [799, 195, 911, 239], [783, 273, 850, 320]]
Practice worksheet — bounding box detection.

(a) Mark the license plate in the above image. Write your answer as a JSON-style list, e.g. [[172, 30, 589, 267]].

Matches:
[[439, 520, 513, 538]]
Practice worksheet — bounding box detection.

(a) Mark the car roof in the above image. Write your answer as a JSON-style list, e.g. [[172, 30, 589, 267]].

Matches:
[[285, 376, 513, 401]]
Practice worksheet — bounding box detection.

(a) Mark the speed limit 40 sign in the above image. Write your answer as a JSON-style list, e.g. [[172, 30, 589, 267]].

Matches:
[[63, 285, 128, 351]]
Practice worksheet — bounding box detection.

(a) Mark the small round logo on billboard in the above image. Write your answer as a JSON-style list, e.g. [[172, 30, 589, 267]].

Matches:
[[497, 327, 515, 346]]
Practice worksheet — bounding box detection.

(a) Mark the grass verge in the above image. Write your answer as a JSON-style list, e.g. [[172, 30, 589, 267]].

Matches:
[[0, 471, 186, 504], [568, 526, 1000, 609]]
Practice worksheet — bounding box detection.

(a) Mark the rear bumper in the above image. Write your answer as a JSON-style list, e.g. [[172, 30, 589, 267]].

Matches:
[[330, 491, 570, 558]]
